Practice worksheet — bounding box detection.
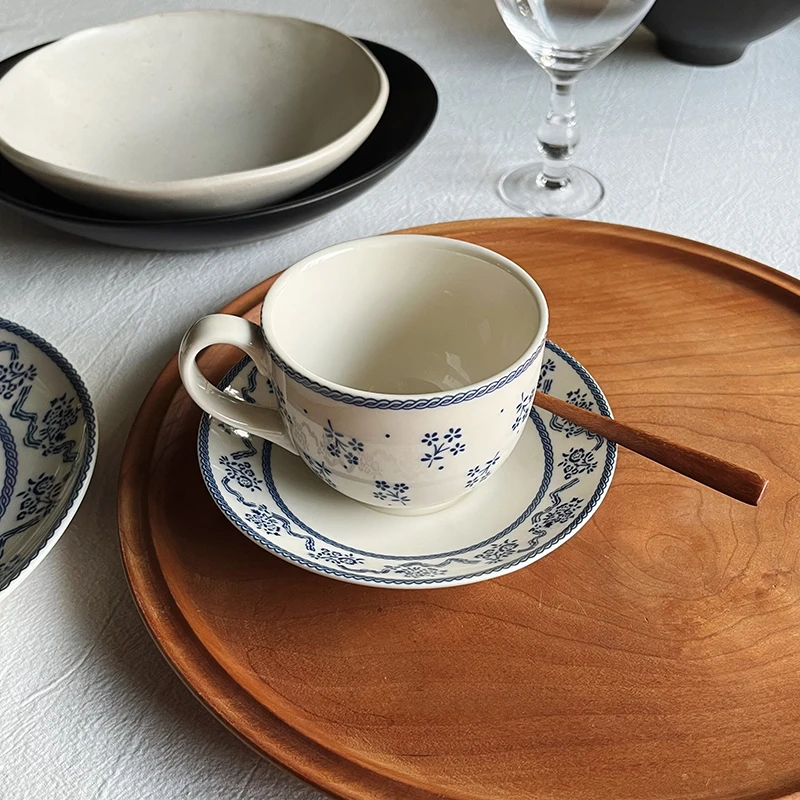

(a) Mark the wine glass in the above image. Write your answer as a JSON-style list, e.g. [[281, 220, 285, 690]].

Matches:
[[494, 0, 657, 217]]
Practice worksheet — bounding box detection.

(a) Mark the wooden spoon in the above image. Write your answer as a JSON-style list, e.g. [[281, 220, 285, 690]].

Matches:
[[534, 392, 768, 506]]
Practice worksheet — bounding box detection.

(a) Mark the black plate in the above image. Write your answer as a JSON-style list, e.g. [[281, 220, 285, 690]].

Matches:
[[0, 40, 437, 250]]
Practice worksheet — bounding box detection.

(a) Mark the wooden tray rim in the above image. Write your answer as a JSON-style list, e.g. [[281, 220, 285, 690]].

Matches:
[[118, 218, 800, 800]]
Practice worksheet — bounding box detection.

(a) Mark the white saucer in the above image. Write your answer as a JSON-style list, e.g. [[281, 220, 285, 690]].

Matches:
[[199, 341, 616, 588], [0, 318, 97, 596]]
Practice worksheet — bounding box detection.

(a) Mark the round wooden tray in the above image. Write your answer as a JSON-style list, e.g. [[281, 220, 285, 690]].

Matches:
[[119, 219, 800, 800]]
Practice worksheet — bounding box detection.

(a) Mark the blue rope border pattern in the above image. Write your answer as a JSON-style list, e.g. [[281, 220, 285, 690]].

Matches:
[[267, 339, 546, 409], [0, 318, 97, 593], [0, 414, 18, 524], [197, 341, 616, 586]]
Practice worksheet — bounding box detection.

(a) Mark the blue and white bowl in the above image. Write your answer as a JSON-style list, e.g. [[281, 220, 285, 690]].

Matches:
[[0, 318, 97, 596]]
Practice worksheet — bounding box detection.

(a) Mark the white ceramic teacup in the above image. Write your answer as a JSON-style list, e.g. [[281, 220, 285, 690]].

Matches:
[[179, 235, 548, 514]]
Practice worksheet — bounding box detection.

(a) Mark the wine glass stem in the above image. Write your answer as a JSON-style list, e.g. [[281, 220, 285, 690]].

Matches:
[[537, 77, 579, 189]]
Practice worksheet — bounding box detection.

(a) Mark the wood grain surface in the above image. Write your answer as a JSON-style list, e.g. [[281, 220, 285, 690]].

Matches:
[[119, 219, 800, 800]]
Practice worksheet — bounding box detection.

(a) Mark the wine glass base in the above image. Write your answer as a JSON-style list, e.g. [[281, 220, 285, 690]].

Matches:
[[498, 164, 605, 218]]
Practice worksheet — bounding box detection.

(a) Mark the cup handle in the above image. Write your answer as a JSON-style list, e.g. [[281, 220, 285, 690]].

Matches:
[[178, 314, 298, 455]]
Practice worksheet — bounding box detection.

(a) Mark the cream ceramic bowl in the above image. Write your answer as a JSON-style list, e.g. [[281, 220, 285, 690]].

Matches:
[[0, 11, 389, 219]]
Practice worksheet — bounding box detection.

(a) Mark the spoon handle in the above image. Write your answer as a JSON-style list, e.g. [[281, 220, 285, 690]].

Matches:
[[534, 392, 768, 506]]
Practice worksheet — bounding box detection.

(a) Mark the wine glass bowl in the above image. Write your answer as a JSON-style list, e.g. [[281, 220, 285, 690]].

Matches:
[[495, 0, 657, 217]]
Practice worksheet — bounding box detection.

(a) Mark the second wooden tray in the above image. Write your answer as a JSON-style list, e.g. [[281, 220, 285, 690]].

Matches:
[[119, 219, 800, 800]]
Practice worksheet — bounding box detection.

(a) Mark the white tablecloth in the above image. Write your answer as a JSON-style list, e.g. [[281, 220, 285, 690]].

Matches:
[[1, 1, 799, 797]]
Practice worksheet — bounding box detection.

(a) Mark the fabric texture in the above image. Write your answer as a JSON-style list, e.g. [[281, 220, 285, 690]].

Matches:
[[1, 1, 798, 797]]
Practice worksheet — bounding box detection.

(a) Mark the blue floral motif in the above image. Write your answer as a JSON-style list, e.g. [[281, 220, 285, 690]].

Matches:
[[538, 358, 556, 394], [465, 452, 500, 489], [558, 447, 598, 478], [373, 480, 410, 506], [0, 472, 65, 558], [302, 454, 337, 489], [564, 389, 593, 409], [0, 350, 36, 400], [243, 504, 290, 536], [547, 388, 605, 448], [420, 427, 465, 470], [216, 446, 369, 570], [529, 482, 584, 539], [324, 420, 364, 470], [0, 342, 81, 463], [220, 455, 262, 492], [39, 394, 80, 458], [16, 473, 63, 522], [477, 539, 519, 563], [315, 548, 365, 567], [512, 391, 534, 432]]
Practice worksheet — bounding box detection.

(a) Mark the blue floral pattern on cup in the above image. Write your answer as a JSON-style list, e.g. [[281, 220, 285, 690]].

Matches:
[[538, 357, 556, 394], [324, 419, 365, 470], [373, 480, 411, 506], [420, 427, 466, 470], [512, 390, 534, 432], [465, 452, 501, 488]]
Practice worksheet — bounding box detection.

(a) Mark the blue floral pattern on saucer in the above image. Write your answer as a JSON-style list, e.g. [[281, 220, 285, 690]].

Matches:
[[0, 319, 97, 595], [198, 341, 615, 588]]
